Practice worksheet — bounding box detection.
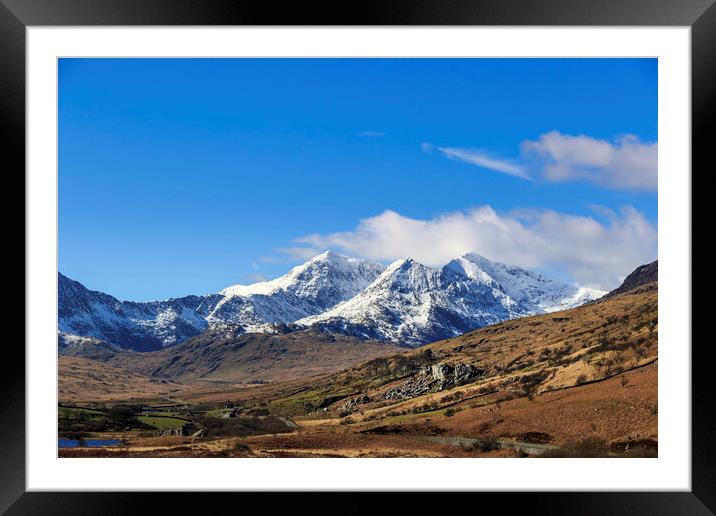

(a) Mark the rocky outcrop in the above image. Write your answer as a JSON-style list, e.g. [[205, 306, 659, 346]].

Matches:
[[384, 362, 483, 400], [430, 363, 451, 381], [340, 395, 373, 414], [384, 374, 436, 400], [605, 260, 657, 298], [454, 363, 480, 384], [426, 362, 483, 387]]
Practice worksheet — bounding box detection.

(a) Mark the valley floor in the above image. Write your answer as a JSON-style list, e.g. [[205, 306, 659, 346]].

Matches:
[[59, 361, 656, 458]]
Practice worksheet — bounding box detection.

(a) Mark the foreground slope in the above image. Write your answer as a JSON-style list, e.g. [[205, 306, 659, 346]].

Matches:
[[227, 363, 656, 458], [244, 282, 656, 418], [197, 262, 656, 457]]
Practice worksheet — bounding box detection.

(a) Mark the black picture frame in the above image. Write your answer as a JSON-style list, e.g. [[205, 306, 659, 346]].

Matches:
[[3, 0, 709, 513]]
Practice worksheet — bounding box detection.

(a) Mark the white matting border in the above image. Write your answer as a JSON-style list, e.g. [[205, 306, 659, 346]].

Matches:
[[27, 27, 690, 491]]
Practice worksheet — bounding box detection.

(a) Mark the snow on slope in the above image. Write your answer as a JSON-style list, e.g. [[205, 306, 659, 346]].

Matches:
[[58, 273, 221, 351], [59, 251, 604, 351], [447, 253, 605, 312], [58, 252, 384, 350], [213, 251, 385, 327], [300, 254, 605, 347]]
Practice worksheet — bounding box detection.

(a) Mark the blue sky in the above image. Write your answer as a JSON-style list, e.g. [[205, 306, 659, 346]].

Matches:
[[59, 58, 658, 300]]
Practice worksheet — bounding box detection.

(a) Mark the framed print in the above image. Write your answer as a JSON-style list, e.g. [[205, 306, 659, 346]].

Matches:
[[3, 0, 711, 512]]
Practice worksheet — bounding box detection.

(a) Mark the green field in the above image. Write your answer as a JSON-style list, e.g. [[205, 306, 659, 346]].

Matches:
[[136, 415, 188, 429], [58, 406, 105, 420]]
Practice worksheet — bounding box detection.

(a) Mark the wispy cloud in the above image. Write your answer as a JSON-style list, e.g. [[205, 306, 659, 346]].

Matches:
[[242, 272, 269, 283], [427, 132, 657, 191], [357, 130, 386, 138], [521, 131, 657, 191], [274, 246, 324, 261], [287, 206, 657, 290], [427, 144, 531, 180]]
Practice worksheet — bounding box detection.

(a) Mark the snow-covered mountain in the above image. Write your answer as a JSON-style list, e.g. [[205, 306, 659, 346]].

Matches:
[[59, 251, 604, 351], [59, 273, 221, 351], [446, 253, 604, 313], [299, 253, 605, 347], [210, 251, 385, 329], [58, 252, 384, 351]]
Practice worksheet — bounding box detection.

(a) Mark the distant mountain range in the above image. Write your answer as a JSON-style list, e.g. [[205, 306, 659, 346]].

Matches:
[[58, 251, 605, 351]]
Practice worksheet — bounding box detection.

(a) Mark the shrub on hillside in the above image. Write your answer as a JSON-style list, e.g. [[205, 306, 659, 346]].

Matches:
[[542, 437, 609, 458], [233, 439, 249, 451], [194, 415, 292, 438], [477, 436, 500, 452]]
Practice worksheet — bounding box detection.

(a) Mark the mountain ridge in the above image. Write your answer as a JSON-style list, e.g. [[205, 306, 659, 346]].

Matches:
[[299, 253, 604, 347], [59, 251, 606, 351], [58, 252, 383, 351], [604, 260, 657, 298]]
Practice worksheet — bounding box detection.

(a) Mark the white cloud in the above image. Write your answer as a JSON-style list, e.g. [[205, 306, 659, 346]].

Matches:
[[521, 131, 657, 191], [431, 145, 531, 180], [290, 206, 657, 290], [428, 132, 657, 191]]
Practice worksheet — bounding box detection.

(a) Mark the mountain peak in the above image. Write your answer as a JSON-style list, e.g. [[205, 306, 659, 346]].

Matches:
[[220, 252, 384, 298], [387, 257, 421, 270], [457, 251, 490, 262], [308, 250, 383, 268], [375, 258, 433, 284], [214, 252, 386, 326], [59, 252, 605, 351], [310, 250, 337, 262], [452, 252, 516, 272]]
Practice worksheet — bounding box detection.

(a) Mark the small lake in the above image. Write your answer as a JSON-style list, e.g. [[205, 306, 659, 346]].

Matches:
[[58, 438, 123, 448]]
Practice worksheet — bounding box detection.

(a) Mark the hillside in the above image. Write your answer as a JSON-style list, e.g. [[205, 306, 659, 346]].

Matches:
[[62, 327, 404, 387], [604, 260, 657, 297], [59, 263, 658, 457], [208, 275, 657, 453], [58, 356, 186, 403]]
